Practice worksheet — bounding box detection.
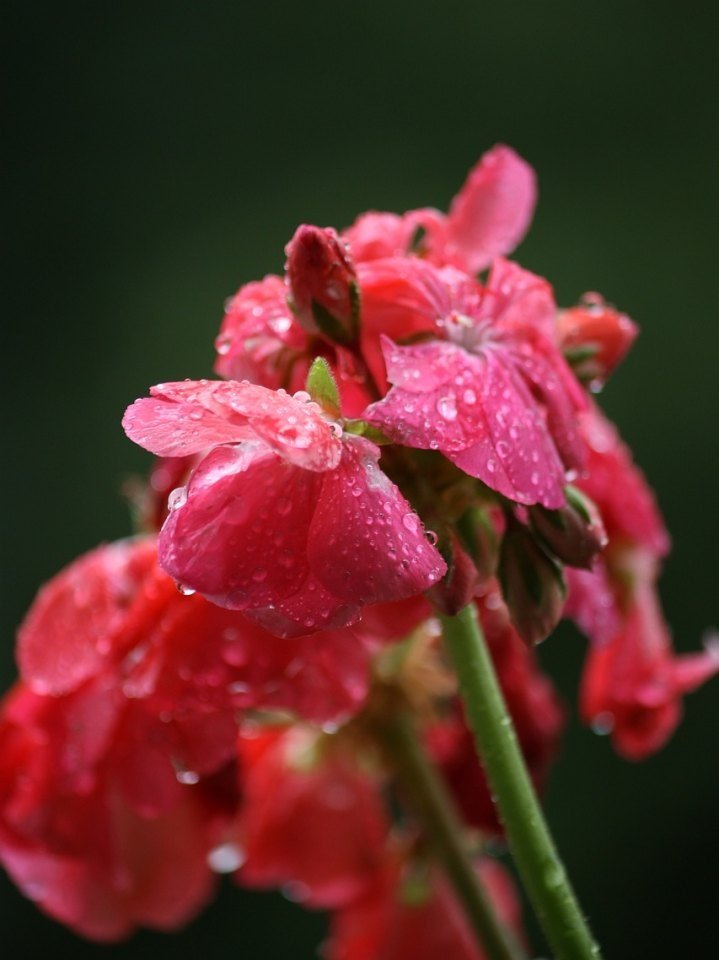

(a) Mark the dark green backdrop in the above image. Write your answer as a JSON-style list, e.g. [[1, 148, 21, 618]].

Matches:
[[3, 2, 718, 957]]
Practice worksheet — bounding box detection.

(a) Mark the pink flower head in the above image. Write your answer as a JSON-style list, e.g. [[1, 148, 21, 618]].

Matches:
[[364, 258, 586, 508], [580, 555, 719, 759], [344, 144, 536, 274], [325, 855, 523, 960], [286, 224, 360, 343], [236, 725, 389, 908], [123, 380, 446, 636]]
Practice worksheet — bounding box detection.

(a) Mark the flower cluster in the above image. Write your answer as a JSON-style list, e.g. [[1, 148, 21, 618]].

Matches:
[[2, 145, 716, 952]]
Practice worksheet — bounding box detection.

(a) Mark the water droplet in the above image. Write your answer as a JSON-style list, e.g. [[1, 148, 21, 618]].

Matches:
[[168, 486, 187, 511], [216, 334, 232, 355], [463, 388, 476, 405], [292, 390, 312, 403], [176, 582, 196, 596], [276, 497, 292, 517], [252, 567, 267, 582], [175, 768, 200, 785], [426, 530, 438, 546], [436, 395, 458, 421], [207, 842, 246, 873], [402, 513, 420, 533], [591, 711, 614, 735]]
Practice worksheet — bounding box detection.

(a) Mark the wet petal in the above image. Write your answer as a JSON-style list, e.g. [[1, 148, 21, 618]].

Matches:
[[445, 144, 537, 273], [124, 380, 342, 471], [308, 436, 447, 603], [159, 445, 321, 610]]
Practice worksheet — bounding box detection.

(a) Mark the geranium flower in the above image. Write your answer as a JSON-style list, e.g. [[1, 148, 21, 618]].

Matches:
[[235, 724, 389, 908], [123, 379, 446, 636], [364, 258, 585, 508]]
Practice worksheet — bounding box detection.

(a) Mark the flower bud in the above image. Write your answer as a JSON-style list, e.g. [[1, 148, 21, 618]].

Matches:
[[529, 485, 607, 570], [557, 293, 638, 390], [499, 520, 566, 645], [285, 225, 360, 345]]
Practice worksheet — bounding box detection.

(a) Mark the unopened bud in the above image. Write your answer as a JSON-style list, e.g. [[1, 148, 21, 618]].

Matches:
[[558, 293, 638, 390], [285, 225, 360, 345], [529, 485, 607, 570], [499, 520, 566, 645]]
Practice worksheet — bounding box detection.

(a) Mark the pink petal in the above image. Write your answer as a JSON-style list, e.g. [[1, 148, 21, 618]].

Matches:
[[308, 436, 447, 603], [17, 539, 159, 696], [124, 380, 342, 471], [343, 208, 447, 263], [246, 573, 360, 638], [483, 258, 558, 342], [445, 144, 537, 273], [367, 339, 568, 508], [159, 444, 321, 609]]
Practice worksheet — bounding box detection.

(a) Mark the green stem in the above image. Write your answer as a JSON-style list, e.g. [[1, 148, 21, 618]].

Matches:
[[441, 605, 601, 960], [381, 706, 526, 960]]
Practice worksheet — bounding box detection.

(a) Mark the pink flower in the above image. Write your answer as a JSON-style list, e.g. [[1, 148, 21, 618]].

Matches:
[[364, 258, 585, 508], [580, 554, 719, 759], [235, 724, 389, 908], [344, 144, 536, 274], [123, 379, 446, 635]]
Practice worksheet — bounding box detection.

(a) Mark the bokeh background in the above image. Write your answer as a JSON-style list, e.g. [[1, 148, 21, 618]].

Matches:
[[3, 1, 718, 956]]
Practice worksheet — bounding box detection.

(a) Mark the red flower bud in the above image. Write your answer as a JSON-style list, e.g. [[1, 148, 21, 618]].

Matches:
[[529, 485, 607, 570], [285, 225, 360, 344], [557, 293, 638, 389]]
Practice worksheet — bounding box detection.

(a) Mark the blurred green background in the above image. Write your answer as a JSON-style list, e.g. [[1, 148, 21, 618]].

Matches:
[[3, 1, 718, 956]]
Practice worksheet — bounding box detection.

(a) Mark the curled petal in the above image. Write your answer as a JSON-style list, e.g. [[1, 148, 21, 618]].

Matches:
[[124, 380, 342, 471]]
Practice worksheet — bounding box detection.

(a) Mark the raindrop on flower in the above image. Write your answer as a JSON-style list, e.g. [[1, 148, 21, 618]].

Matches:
[[207, 842, 246, 874], [167, 486, 187, 511]]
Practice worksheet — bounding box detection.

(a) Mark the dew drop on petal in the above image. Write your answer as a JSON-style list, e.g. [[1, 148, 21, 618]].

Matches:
[[402, 513, 420, 533], [436, 395, 458, 421], [168, 486, 187, 511]]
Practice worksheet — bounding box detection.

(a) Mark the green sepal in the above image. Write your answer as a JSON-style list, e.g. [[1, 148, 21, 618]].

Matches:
[[305, 357, 341, 418], [343, 418, 392, 445]]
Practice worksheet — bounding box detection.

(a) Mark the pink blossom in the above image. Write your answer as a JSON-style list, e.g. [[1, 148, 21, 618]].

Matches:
[[123, 380, 446, 635], [344, 144, 536, 274], [364, 258, 585, 508]]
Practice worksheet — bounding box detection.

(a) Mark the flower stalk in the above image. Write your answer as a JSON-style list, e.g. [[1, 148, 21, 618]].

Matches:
[[441, 604, 601, 960], [380, 704, 526, 960]]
